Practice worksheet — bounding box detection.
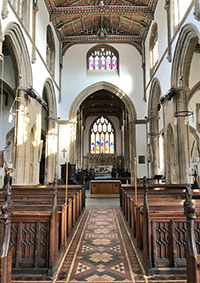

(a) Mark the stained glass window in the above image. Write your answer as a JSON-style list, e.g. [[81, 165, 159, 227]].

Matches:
[[89, 55, 94, 70], [90, 116, 115, 154], [95, 55, 100, 70], [87, 45, 118, 71], [106, 55, 111, 70], [112, 55, 117, 70]]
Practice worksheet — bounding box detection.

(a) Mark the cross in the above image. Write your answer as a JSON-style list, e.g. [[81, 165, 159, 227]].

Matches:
[[62, 148, 67, 158]]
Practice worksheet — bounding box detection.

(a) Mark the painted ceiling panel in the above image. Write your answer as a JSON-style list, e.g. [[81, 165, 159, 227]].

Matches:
[[44, 0, 158, 53]]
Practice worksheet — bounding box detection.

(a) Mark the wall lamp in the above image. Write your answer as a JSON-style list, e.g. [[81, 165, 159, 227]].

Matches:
[[160, 87, 178, 105], [27, 88, 48, 111]]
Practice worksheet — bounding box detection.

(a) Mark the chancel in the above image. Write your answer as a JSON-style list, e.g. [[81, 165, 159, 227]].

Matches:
[[0, 1, 200, 283]]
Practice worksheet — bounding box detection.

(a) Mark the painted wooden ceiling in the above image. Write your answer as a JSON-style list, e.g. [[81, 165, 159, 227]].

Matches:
[[45, 0, 158, 53]]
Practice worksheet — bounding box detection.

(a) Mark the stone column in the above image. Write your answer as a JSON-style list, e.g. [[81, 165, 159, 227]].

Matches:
[[124, 111, 129, 170], [76, 111, 81, 169], [46, 117, 57, 183], [13, 89, 28, 184], [32, 1, 39, 63], [175, 86, 190, 183], [194, 0, 200, 21], [128, 120, 136, 183], [1, 0, 9, 19], [165, 0, 172, 62], [80, 109, 84, 168]]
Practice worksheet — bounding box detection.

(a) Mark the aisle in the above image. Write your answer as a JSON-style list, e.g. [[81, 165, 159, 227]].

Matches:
[[54, 208, 148, 283]]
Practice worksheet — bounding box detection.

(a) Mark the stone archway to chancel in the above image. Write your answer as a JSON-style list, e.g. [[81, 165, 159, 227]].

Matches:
[[69, 81, 137, 178]]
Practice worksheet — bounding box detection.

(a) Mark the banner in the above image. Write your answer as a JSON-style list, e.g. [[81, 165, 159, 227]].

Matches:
[[94, 165, 112, 174]]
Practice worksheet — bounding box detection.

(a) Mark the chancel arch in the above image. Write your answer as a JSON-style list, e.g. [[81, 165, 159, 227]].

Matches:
[[69, 81, 136, 178]]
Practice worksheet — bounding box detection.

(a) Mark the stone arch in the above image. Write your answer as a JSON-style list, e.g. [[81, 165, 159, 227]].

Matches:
[[4, 22, 33, 87], [69, 81, 136, 121], [166, 123, 177, 183], [42, 79, 57, 183], [3, 23, 33, 184], [69, 81, 137, 178], [43, 78, 57, 120], [46, 25, 55, 77], [148, 78, 162, 177], [171, 23, 200, 88], [170, 23, 199, 183]]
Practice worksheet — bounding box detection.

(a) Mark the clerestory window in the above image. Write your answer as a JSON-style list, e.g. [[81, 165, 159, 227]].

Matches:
[[173, 0, 192, 28], [90, 116, 115, 154], [87, 44, 119, 71], [10, 0, 30, 30], [149, 22, 159, 74]]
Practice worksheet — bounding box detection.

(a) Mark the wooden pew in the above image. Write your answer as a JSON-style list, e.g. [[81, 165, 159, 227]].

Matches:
[[184, 185, 200, 283], [120, 178, 200, 276], [0, 183, 85, 277]]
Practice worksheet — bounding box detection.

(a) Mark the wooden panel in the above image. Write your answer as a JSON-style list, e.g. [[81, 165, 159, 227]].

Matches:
[[90, 181, 120, 196]]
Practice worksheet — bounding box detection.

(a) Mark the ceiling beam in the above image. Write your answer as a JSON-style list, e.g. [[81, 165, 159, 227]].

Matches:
[[58, 17, 82, 29], [50, 6, 153, 21], [61, 34, 142, 42]]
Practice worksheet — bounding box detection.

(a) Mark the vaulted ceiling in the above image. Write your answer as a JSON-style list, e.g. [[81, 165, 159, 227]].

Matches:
[[45, 0, 158, 54]]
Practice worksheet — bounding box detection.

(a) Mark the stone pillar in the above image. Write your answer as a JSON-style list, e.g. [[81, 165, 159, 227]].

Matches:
[[69, 119, 76, 165], [46, 117, 57, 183], [128, 120, 136, 183], [194, 0, 200, 21], [165, 0, 172, 62], [175, 86, 190, 183], [13, 89, 29, 184], [31, 1, 39, 63], [124, 111, 129, 170], [1, 0, 9, 19], [80, 109, 84, 169], [76, 111, 81, 169]]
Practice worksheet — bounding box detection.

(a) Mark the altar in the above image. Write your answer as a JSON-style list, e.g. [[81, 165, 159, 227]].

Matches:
[[90, 180, 120, 197]]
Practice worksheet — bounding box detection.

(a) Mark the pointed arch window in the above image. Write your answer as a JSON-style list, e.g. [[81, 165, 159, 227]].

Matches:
[[46, 25, 55, 77], [90, 116, 115, 154], [173, 0, 192, 27], [149, 22, 159, 74], [87, 45, 119, 72], [10, 0, 30, 30]]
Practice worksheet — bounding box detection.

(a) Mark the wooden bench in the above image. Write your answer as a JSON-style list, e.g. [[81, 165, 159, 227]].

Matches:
[[120, 179, 200, 276], [0, 182, 85, 277]]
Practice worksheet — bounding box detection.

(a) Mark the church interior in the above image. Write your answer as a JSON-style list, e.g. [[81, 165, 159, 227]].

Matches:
[[0, 0, 200, 282]]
